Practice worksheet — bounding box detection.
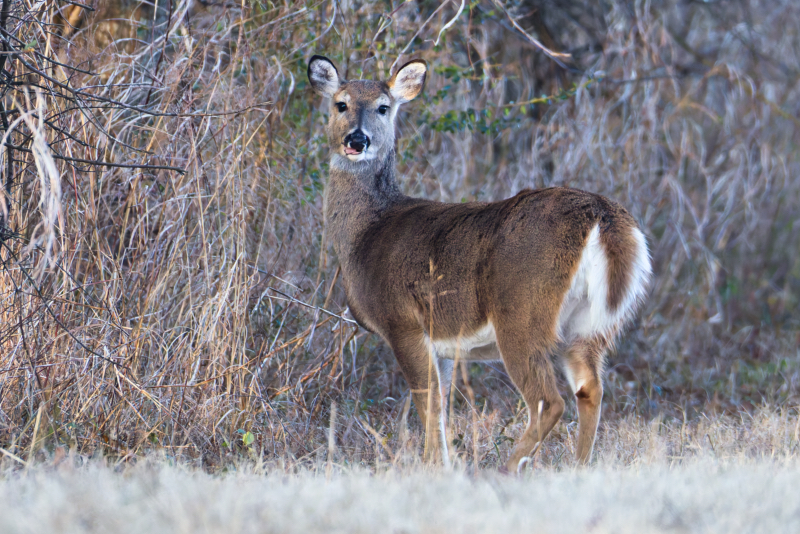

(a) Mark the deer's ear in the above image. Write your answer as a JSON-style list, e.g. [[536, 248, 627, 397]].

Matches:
[[308, 55, 340, 98], [388, 59, 427, 103]]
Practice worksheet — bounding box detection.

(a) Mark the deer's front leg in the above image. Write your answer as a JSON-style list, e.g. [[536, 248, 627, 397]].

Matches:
[[387, 331, 452, 466]]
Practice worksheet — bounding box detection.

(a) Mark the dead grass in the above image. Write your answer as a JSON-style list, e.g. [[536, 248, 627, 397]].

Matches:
[[2, 409, 800, 534], [0, 0, 797, 471], [4, 462, 800, 533]]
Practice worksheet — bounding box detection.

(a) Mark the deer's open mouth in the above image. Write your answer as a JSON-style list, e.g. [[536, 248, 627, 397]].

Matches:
[[343, 131, 370, 157]]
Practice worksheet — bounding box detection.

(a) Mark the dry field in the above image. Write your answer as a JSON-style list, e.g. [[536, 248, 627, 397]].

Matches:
[[4, 461, 800, 534], [2, 409, 800, 533], [0, 0, 798, 529]]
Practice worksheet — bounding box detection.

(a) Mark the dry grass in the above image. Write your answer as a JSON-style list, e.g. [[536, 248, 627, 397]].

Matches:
[[2, 409, 800, 533], [0, 0, 797, 474], [5, 463, 800, 533]]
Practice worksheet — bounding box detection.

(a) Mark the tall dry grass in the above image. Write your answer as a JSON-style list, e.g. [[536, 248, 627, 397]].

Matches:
[[0, 0, 797, 469]]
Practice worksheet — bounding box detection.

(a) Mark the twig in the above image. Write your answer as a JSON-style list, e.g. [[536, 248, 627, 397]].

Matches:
[[264, 286, 357, 325], [490, 0, 571, 68], [434, 0, 464, 46], [60, 1, 94, 11], [0, 0, 12, 230], [0, 241, 128, 368], [0, 447, 28, 466], [144, 0, 175, 106], [288, 1, 335, 56], [326, 402, 337, 480], [390, 1, 451, 74], [356, 415, 395, 462], [4, 143, 185, 173]]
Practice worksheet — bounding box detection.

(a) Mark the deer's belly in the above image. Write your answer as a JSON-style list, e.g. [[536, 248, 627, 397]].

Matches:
[[427, 322, 500, 362]]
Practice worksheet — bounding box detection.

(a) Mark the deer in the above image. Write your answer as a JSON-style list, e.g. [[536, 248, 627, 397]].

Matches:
[[307, 55, 651, 472]]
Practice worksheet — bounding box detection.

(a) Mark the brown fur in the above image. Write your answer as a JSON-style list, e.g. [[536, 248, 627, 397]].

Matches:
[[308, 55, 648, 469]]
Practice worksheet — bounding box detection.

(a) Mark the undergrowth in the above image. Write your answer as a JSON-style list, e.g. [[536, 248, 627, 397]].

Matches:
[[0, 0, 797, 468]]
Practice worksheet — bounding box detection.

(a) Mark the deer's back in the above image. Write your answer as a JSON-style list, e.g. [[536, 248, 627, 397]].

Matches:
[[342, 187, 636, 339]]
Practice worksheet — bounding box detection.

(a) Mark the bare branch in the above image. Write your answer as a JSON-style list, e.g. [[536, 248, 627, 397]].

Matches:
[[490, 0, 572, 68]]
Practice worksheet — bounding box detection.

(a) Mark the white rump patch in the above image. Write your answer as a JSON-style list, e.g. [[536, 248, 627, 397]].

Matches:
[[557, 225, 651, 342]]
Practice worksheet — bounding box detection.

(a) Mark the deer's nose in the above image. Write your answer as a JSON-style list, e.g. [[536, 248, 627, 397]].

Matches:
[[344, 130, 370, 152]]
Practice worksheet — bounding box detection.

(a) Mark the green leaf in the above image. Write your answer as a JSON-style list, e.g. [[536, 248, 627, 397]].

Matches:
[[242, 431, 255, 447]]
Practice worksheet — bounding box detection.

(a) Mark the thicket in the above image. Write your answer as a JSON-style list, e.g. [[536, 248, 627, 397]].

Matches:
[[0, 0, 797, 468]]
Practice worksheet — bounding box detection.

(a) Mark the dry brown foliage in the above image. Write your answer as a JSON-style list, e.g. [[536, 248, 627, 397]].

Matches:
[[0, 0, 797, 469]]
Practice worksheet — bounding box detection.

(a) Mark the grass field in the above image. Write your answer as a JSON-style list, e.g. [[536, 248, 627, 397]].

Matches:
[[3, 461, 799, 533], [2, 409, 799, 533], [0, 1, 798, 530]]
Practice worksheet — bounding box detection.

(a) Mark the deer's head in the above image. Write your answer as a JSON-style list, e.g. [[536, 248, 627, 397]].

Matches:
[[308, 55, 427, 165]]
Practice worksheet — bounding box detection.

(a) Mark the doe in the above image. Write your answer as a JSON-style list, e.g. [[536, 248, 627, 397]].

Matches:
[[308, 55, 651, 471]]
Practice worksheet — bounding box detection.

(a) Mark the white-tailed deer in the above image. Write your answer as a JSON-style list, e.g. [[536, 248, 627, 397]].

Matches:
[[308, 55, 651, 471]]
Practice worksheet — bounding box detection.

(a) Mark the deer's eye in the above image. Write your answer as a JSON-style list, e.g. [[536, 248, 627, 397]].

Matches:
[[378, 105, 390, 115], [335, 102, 347, 112]]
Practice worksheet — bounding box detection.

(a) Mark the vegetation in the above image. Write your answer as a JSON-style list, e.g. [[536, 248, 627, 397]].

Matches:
[[3, 409, 800, 532], [0, 0, 797, 477]]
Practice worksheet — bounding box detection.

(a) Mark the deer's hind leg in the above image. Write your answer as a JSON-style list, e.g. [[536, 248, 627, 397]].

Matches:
[[562, 335, 608, 464], [496, 326, 565, 472]]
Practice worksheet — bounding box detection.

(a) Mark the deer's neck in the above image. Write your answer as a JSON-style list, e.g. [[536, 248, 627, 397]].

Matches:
[[324, 149, 404, 260]]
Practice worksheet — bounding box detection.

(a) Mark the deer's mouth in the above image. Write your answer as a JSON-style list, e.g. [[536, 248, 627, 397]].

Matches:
[[343, 130, 370, 158]]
